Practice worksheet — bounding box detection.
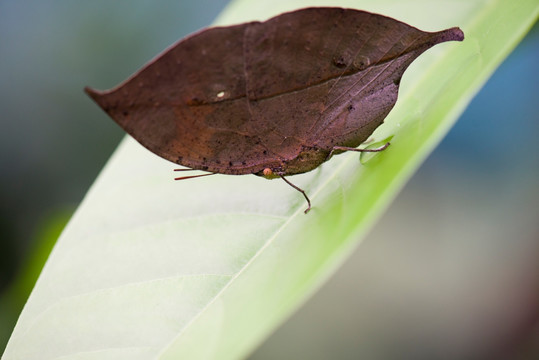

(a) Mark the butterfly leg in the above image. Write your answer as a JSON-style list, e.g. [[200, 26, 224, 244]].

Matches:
[[278, 174, 311, 214], [327, 142, 390, 160]]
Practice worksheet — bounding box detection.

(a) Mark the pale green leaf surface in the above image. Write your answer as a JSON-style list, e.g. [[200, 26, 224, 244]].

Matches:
[[4, 0, 538, 359]]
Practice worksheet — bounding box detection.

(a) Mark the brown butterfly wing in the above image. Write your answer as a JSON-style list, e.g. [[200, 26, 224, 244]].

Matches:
[[242, 8, 463, 156], [85, 8, 463, 175]]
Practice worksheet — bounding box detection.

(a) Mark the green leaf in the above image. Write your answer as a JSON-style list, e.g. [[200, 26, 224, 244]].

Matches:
[[3, 0, 537, 359]]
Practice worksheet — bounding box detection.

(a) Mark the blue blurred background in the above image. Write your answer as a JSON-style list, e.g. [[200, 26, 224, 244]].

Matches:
[[0, 1, 537, 358]]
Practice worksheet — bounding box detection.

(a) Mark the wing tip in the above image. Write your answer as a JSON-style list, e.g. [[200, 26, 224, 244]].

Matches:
[[83, 86, 103, 102], [438, 27, 465, 43]]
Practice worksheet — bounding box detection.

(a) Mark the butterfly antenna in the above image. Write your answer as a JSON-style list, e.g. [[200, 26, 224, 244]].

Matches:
[[174, 168, 215, 181]]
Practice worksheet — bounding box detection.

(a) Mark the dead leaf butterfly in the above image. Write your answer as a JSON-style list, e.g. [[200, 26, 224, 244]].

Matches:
[[85, 7, 464, 213]]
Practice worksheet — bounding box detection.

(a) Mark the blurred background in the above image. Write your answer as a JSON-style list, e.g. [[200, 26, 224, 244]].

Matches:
[[0, 1, 537, 358]]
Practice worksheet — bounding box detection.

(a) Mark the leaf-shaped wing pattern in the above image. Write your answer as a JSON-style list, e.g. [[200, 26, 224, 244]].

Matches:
[[85, 8, 463, 176]]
